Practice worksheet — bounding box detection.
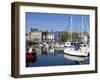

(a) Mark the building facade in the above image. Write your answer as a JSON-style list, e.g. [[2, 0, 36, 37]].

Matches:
[[42, 31, 55, 42], [54, 32, 60, 42], [30, 29, 42, 42], [46, 32, 55, 42], [26, 32, 31, 41]]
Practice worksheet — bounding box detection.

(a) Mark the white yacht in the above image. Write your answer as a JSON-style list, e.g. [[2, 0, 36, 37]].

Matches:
[[64, 42, 89, 57], [63, 15, 89, 57]]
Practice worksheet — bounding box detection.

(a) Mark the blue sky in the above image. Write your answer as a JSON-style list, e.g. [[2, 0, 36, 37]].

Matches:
[[26, 12, 90, 33]]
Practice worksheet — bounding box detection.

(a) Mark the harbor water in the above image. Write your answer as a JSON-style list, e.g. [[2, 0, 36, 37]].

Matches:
[[26, 44, 89, 67]]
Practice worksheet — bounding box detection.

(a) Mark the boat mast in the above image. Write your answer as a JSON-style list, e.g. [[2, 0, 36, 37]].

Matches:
[[81, 16, 84, 43], [70, 15, 73, 42], [67, 15, 70, 41]]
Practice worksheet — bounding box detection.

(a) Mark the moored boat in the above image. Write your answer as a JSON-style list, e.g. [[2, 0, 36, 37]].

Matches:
[[63, 15, 89, 57], [64, 42, 89, 57], [26, 47, 37, 63]]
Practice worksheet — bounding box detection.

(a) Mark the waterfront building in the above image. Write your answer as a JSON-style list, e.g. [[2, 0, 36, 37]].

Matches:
[[42, 31, 55, 42], [77, 31, 89, 44], [54, 31, 60, 42], [46, 32, 55, 42], [26, 32, 31, 41], [83, 32, 89, 44], [30, 29, 42, 42], [42, 31, 48, 42]]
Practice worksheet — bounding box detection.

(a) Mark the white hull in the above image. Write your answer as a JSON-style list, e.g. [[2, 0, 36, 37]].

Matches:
[[64, 54, 88, 61], [64, 47, 89, 57]]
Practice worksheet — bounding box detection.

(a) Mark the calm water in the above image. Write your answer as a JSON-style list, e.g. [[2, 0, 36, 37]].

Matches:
[[26, 46, 89, 67]]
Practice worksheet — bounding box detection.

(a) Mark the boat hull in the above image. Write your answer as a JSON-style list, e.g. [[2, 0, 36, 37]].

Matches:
[[64, 48, 89, 57], [64, 54, 88, 61]]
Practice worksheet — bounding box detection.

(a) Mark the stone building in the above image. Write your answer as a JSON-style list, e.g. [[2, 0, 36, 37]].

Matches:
[[46, 32, 55, 42], [26, 32, 31, 41], [42, 31, 55, 42], [30, 29, 42, 42]]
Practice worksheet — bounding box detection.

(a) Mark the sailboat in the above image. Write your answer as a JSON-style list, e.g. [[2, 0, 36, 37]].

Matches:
[[64, 15, 89, 57]]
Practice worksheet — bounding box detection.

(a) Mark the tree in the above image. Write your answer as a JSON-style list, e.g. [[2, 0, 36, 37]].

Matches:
[[72, 32, 80, 41], [60, 32, 69, 42]]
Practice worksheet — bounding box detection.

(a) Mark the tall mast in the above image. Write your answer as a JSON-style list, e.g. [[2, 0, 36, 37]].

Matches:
[[70, 15, 73, 42], [81, 16, 84, 42]]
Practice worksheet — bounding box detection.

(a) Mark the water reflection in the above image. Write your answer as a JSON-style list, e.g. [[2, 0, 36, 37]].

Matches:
[[26, 45, 89, 67], [64, 54, 89, 65], [26, 51, 37, 67]]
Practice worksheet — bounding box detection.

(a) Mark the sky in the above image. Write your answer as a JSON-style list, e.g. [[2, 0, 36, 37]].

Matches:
[[26, 12, 90, 33]]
